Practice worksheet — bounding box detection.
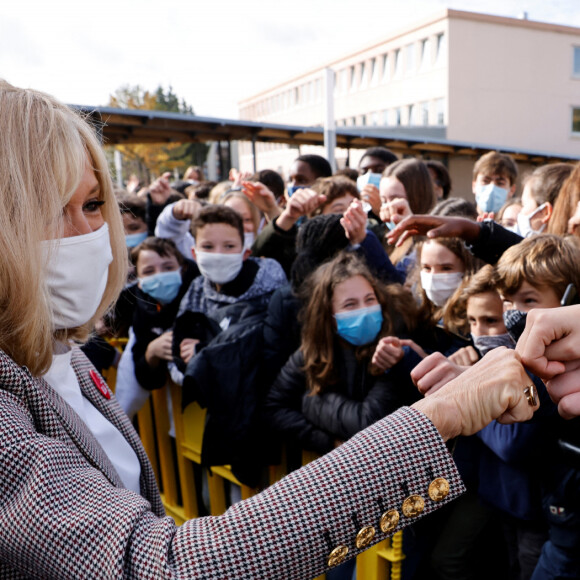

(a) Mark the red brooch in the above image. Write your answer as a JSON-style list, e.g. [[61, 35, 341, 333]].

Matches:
[[89, 370, 111, 400]]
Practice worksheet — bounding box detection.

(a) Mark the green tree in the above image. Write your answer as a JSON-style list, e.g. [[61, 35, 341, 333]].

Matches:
[[108, 85, 209, 186]]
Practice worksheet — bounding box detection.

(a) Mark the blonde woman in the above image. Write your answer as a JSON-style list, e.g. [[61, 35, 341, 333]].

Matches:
[[0, 80, 537, 579]]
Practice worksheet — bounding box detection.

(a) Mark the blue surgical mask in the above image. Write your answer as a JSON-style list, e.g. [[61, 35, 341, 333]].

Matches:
[[475, 183, 509, 214], [139, 270, 182, 305], [334, 304, 383, 346], [125, 232, 148, 248], [287, 184, 306, 197]]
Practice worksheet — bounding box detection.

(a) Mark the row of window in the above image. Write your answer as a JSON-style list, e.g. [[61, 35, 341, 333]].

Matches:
[[336, 99, 445, 128], [241, 33, 447, 119], [336, 32, 446, 94]]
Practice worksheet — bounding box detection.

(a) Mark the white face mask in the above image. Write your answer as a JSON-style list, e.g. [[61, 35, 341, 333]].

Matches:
[[244, 231, 255, 251], [195, 250, 244, 285], [420, 271, 464, 307], [42, 223, 113, 330], [515, 203, 547, 238]]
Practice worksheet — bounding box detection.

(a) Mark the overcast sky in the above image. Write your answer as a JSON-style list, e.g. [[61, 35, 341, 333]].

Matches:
[[1, 0, 579, 118]]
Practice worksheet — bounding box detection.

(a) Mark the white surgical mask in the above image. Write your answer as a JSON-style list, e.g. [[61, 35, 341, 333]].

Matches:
[[244, 231, 255, 251], [42, 223, 113, 329], [515, 203, 547, 238], [195, 250, 244, 285], [420, 271, 464, 307]]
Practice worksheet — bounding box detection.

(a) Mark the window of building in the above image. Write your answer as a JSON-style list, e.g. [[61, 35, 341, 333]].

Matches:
[[574, 47, 580, 77], [351, 116, 357, 126], [371, 111, 379, 126], [360, 62, 368, 88], [350, 65, 357, 90], [573, 107, 580, 133], [436, 98, 445, 125], [340, 69, 348, 94], [361, 114, 367, 125], [370, 58, 378, 86], [315, 78, 322, 101], [421, 102, 429, 125], [435, 33, 446, 66], [406, 43, 415, 74], [394, 49, 402, 78], [395, 108, 402, 126], [420, 38, 431, 71], [383, 110, 389, 125], [382, 54, 390, 82], [408, 104, 415, 125], [294, 87, 300, 105]]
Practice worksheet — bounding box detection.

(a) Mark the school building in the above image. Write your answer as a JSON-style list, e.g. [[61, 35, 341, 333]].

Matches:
[[237, 9, 580, 196]]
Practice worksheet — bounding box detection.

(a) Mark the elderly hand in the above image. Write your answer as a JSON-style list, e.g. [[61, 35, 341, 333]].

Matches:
[[386, 215, 481, 247], [517, 305, 580, 419], [412, 347, 537, 440]]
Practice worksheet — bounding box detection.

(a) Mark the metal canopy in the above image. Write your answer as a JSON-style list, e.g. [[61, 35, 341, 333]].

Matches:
[[71, 105, 578, 164]]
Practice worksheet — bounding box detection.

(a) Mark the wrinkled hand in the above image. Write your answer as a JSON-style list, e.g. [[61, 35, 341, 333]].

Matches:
[[172, 199, 201, 221], [360, 184, 381, 216], [379, 198, 412, 225], [180, 338, 200, 365], [517, 305, 580, 419], [448, 346, 480, 367], [145, 331, 174, 366], [412, 347, 538, 440], [340, 200, 367, 245], [386, 215, 482, 247], [242, 181, 281, 221], [276, 188, 326, 231], [372, 337, 427, 372]]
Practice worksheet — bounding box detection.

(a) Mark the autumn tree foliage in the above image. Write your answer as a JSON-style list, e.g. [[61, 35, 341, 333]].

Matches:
[[108, 85, 208, 186]]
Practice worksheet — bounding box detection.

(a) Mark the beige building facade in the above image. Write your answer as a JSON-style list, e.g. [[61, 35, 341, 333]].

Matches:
[[238, 9, 580, 196]]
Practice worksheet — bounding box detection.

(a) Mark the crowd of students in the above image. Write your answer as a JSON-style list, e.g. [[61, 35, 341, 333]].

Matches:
[[93, 147, 580, 580]]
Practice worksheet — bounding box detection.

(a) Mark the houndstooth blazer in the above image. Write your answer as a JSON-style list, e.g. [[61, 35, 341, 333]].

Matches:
[[0, 347, 464, 579]]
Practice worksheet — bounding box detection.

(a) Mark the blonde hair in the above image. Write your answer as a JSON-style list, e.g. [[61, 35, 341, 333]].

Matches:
[[494, 234, 580, 300], [0, 80, 127, 375]]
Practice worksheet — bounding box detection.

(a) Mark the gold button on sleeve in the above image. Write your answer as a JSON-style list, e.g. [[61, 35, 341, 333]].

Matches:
[[379, 509, 400, 533], [327, 545, 349, 567], [355, 525, 376, 549], [402, 494, 425, 518], [428, 477, 450, 502]]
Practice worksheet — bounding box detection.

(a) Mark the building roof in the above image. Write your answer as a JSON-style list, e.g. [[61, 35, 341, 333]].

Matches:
[[72, 104, 577, 164]]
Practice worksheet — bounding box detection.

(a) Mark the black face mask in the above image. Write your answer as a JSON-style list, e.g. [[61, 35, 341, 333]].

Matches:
[[503, 309, 528, 342]]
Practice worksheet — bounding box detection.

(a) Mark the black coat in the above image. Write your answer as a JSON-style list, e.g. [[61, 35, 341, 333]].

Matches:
[[264, 343, 421, 455]]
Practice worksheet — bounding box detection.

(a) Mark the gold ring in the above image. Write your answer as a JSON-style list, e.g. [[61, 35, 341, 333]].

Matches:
[[524, 384, 537, 407]]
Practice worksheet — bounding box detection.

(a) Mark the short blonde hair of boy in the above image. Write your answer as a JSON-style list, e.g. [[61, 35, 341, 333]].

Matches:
[[472, 151, 518, 186], [0, 80, 127, 376], [494, 234, 580, 300], [443, 265, 498, 336]]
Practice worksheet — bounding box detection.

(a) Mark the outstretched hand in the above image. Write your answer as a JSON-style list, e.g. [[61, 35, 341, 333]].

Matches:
[[412, 347, 538, 440], [386, 215, 481, 247]]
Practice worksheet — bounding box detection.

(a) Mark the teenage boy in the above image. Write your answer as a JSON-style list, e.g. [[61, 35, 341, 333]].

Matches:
[[173, 204, 287, 371], [472, 151, 518, 215]]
